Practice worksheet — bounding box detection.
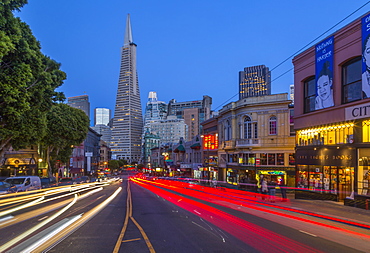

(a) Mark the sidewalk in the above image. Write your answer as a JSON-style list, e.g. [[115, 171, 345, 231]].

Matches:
[[272, 193, 370, 225]]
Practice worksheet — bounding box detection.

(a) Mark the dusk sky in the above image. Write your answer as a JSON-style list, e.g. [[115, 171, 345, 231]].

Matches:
[[16, 1, 370, 124]]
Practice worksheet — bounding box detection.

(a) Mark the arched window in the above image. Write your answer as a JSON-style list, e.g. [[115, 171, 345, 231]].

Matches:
[[269, 116, 277, 135], [244, 116, 252, 139]]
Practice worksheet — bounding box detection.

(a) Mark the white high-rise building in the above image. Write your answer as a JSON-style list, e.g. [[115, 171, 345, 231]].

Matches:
[[94, 108, 111, 126], [143, 91, 167, 132], [111, 14, 143, 163], [150, 116, 188, 145]]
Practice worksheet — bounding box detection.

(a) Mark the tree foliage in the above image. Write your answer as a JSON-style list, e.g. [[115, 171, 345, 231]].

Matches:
[[0, 0, 66, 159], [42, 103, 90, 175]]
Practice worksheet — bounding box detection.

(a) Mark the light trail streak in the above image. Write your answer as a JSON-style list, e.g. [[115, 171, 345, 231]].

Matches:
[[28, 187, 122, 252], [17, 214, 83, 253], [0, 194, 78, 252], [133, 178, 370, 246], [0, 197, 44, 218], [144, 178, 370, 231], [132, 178, 321, 253]]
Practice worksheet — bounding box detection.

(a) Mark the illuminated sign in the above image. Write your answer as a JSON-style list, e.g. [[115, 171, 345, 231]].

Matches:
[[202, 134, 219, 150]]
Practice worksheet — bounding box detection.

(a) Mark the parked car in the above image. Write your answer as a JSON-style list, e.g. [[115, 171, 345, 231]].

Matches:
[[40, 177, 57, 188], [0, 181, 18, 194], [58, 177, 74, 186], [4, 176, 41, 192]]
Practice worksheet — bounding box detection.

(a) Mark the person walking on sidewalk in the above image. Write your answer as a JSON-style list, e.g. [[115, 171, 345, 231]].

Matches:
[[261, 178, 268, 200], [280, 182, 287, 201], [268, 179, 277, 202]]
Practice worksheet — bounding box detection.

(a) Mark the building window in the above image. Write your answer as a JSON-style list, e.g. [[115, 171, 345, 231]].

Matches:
[[304, 77, 316, 113], [297, 122, 354, 146], [224, 120, 232, 141], [244, 116, 252, 139], [269, 116, 277, 135], [342, 57, 362, 103], [252, 123, 257, 139]]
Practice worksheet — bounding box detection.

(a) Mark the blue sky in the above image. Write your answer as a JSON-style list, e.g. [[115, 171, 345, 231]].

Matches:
[[16, 0, 370, 123]]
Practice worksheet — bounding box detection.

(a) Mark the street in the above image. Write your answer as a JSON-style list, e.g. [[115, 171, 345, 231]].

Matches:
[[0, 174, 369, 252]]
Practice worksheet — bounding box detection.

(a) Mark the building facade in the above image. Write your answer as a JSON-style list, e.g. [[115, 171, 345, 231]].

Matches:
[[94, 108, 111, 126], [239, 65, 271, 99], [143, 91, 167, 132], [150, 116, 188, 145], [111, 14, 143, 163], [218, 94, 296, 189], [293, 12, 370, 208], [167, 96, 212, 141], [67, 95, 90, 120]]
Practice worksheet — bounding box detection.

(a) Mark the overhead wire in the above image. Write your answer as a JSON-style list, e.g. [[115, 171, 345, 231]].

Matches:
[[214, 1, 370, 111]]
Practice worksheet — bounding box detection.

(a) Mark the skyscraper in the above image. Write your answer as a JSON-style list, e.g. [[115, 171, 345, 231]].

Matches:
[[94, 108, 111, 126], [111, 14, 143, 163], [67, 95, 90, 120], [143, 91, 167, 132], [239, 65, 271, 99]]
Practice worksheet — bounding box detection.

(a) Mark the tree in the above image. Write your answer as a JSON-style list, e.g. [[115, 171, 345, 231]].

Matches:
[[0, 0, 66, 160], [42, 103, 90, 175]]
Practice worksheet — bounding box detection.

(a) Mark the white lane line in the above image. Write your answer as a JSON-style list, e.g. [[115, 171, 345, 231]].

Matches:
[[38, 216, 48, 221], [299, 230, 317, 237]]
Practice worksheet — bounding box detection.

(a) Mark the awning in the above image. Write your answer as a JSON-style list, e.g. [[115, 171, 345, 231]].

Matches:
[[174, 145, 185, 153], [190, 143, 201, 149]]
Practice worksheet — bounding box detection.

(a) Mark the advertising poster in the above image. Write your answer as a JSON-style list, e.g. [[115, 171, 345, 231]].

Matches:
[[362, 13, 370, 98], [315, 36, 334, 110]]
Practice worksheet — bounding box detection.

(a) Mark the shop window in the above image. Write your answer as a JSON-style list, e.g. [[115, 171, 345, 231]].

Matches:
[[342, 57, 362, 103], [268, 154, 276, 165], [297, 165, 308, 188], [289, 153, 295, 165], [304, 77, 316, 113], [358, 149, 370, 196], [269, 116, 277, 135], [277, 153, 284, 165], [362, 120, 370, 142], [308, 166, 323, 191], [260, 153, 267, 165]]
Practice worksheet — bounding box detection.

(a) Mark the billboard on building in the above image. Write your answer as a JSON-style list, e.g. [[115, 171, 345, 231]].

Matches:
[[315, 36, 334, 110], [362, 13, 370, 98]]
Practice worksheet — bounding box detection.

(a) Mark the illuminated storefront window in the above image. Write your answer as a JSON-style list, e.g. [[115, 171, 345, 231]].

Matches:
[[296, 122, 354, 146], [358, 149, 370, 196]]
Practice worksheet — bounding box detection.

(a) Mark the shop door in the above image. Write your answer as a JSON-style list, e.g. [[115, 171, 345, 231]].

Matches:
[[338, 167, 354, 201]]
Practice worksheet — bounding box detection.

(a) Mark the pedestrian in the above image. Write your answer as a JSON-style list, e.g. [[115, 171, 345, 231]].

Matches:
[[280, 182, 287, 201], [268, 179, 277, 202], [261, 178, 268, 200]]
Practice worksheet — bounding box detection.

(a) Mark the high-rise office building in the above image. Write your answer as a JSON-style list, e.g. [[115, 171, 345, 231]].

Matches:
[[94, 108, 111, 126], [67, 95, 90, 120], [144, 91, 167, 132], [150, 116, 188, 145], [167, 96, 212, 141], [239, 65, 271, 99], [289, 84, 294, 104], [111, 14, 143, 163]]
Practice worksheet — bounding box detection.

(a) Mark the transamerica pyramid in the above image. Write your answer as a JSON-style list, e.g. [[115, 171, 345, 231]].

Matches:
[[111, 14, 143, 164]]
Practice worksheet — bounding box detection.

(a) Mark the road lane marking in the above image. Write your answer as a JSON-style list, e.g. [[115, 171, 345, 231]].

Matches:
[[113, 180, 156, 253], [130, 216, 156, 252], [299, 230, 317, 237], [38, 216, 48, 221], [122, 238, 141, 243]]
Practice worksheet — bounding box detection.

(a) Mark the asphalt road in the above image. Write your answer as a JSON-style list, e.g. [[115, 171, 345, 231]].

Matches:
[[1, 175, 368, 252]]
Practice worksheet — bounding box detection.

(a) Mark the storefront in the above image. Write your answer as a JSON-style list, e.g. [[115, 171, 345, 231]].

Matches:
[[296, 146, 355, 201]]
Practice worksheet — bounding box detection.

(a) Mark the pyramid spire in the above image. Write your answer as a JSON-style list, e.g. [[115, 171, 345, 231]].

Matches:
[[124, 14, 133, 46]]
